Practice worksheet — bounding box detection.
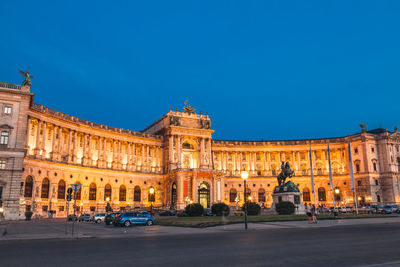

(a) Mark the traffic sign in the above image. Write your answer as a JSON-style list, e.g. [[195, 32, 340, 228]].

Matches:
[[70, 184, 82, 194]]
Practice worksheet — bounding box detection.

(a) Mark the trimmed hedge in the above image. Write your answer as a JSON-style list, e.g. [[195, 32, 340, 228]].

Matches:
[[211, 203, 230, 216], [185, 203, 204, 217], [275, 201, 295, 215], [25, 211, 33, 221], [242, 201, 261, 215]]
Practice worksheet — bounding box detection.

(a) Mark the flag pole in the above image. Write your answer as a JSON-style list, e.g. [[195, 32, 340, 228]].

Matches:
[[348, 137, 359, 214], [327, 143, 337, 215], [309, 144, 316, 205]]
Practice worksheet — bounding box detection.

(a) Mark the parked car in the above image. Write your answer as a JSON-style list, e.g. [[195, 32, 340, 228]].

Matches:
[[376, 206, 392, 214], [115, 212, 155, 227], [105, 212, 120, 225], [140, 211, 152, 217], [359, 206, 374, 214], [67, 214, 77, 221], [159, 210, 177, 216], [203, 209, 214, 216], [93, 213, 107, 223], [387, 205, 400, 213], [79, 213, 92, 222]]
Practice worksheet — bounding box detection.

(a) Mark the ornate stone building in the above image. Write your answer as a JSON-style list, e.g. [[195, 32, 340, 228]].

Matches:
[[0, 80, 399, 219]]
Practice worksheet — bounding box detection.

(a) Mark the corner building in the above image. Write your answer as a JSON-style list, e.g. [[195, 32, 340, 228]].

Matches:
[[1, 81, 400, 219]]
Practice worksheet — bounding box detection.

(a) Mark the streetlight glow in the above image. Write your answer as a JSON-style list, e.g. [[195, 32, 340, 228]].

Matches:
[[241, 171, 249, 180], [149, 187, 155, 194], [106, 197, 110, 202], [0, 207, 4, 213], [334, 188, 340, 194]]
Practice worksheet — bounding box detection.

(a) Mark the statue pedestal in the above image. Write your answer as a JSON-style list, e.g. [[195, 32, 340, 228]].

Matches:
[[271, 192, 305, 215], [270, 181, 305, 215]]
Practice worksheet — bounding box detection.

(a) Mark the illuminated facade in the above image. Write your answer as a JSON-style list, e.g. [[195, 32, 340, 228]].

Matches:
[[1, 80, 400, 220]]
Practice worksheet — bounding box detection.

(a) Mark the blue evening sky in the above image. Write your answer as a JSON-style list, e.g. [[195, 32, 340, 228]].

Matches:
[[1, 1, 399, 140]]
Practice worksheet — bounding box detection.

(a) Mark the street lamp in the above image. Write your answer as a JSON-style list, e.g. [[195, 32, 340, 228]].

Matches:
[[241, 171, 249, 230], [80, 202, 83, 215], [149, 187, 155, 214]]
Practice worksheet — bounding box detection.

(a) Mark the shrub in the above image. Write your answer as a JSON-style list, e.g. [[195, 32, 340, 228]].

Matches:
[[185, 203, 204, 217], [25, 211, 33, 221], [242, 201, 261, 215], [211, 203, 230, 216], [275, 201, 295, 215]]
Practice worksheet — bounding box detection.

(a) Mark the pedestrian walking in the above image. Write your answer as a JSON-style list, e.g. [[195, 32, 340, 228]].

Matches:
[[311, 204, 318, 223], [306, 203, 312, 223]]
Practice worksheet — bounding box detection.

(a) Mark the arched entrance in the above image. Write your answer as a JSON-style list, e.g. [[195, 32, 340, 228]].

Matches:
[[171, 183, 177, 208], [198, 182, 210, 208]]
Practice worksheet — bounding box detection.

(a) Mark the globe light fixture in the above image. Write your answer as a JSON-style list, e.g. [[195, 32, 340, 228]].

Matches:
[[334, 188, 340, 194], [149, 187, 155, 194], [106, 197, 110, 202]]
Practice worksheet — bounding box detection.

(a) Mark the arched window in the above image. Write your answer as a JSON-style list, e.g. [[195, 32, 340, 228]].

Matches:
[[104, 184, 112, 201], [57, 180, 66, 199], [134, 186, 141, 202], [318, 187, 326, 202], [397, 157, 400, 172], [119, 185, 126, 202], [89, 183, 97, 201], [75, 182, 82, 200], [41, 178, 50, 199], [229, 189, 237, 203], [24, 176, 33, 197], [303, 188, 311, 202], [258, 188, 266, 202]]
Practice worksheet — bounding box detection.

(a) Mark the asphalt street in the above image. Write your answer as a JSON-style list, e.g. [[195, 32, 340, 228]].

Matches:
[[1, 222, 400, 267]]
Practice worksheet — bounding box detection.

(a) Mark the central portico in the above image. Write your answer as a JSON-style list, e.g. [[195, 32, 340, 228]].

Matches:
[[142, 106, 224, 209]]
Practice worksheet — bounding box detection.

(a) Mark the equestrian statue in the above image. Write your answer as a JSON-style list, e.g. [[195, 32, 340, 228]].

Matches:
[[277, 161, 295, 187]]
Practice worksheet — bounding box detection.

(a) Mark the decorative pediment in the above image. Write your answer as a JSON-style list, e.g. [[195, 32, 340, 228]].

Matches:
[[0, 124, 13, 130]]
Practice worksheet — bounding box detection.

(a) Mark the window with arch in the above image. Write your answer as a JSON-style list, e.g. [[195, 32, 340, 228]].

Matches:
[[119, 185, 126, 202], [41, 178, 50, 199], [75, 182, 82, 200], [134, 186, 141, 202], [258, 188, 266, 202], [89, 183, 97, 201], [397, 157, 400, 172], [182, 142, 194, 150], [318, 187, 326, 202], [303, 188, 310, 202], [0, 131, 9, 145], [354, 160, 361, 172], [57, 180, 66, 199], [24, 176, 33, 197], [229, 188, 237, 203], [104, 184, 112, 201]]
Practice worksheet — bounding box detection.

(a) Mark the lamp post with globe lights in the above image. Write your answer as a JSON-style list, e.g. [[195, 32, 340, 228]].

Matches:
[[241, 171, 249, 230], [149, 187, 155, 214]]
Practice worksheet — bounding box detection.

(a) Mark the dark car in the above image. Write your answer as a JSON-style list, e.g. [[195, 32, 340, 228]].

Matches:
[[79, 213, 92, 222], [159, 210, 177, 216], [105, 212, 120, 225], [203, 209, 214, 216], [67, 214, 77, 221]]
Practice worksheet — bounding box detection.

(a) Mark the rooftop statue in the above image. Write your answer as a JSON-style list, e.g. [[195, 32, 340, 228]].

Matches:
[[19, 70, 34, 86], [359, 123, 367, 133]]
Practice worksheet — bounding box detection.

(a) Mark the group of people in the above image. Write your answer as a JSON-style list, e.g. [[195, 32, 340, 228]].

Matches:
[[305, 203, 318, 223]]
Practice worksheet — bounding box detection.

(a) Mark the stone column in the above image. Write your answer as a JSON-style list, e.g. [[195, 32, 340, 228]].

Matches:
[[207, 138, 212, 168], [146, 145, 150, 172], [117, 140, 122, 169], [267, 152, 271, 171], [34, 120, 41, 156], [132, 143, 136, 171], [59, 127, 65, 161], [87, 134, 93, 166], [103, 138, 108, 168], [297, 151, 301, 172], [169, 135, 174, 170], [200, 138, 205, 168], [263, 152, 267, 173], [234, 152, 237, 173], [239, 152, 243, 172], [177, 136, 181, 169], [41, 121, 47, 158], [177, 172, 185, 209], [67, 129, 72, 163], [82, 134, 87, 165], [51, 125, 58, 160], [141, 144, 145, 171], [112, 140, 117, 169], [72, 131, 78, 163], [225, 151, 228, 173]]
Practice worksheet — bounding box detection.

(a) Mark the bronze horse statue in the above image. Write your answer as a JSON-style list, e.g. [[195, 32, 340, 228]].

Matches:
[[277, 161, 295, 187]]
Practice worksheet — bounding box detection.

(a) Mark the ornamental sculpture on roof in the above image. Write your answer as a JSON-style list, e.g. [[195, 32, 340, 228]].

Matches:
[[19, 69, 34, 86], [183, 98, 196, 115]]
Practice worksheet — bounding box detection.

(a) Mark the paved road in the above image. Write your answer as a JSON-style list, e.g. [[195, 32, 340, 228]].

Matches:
[[1, 222, 400, 267]]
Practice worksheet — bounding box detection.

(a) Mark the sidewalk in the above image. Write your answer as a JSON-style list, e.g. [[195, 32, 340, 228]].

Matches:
[[1, 217, 399, 241]]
